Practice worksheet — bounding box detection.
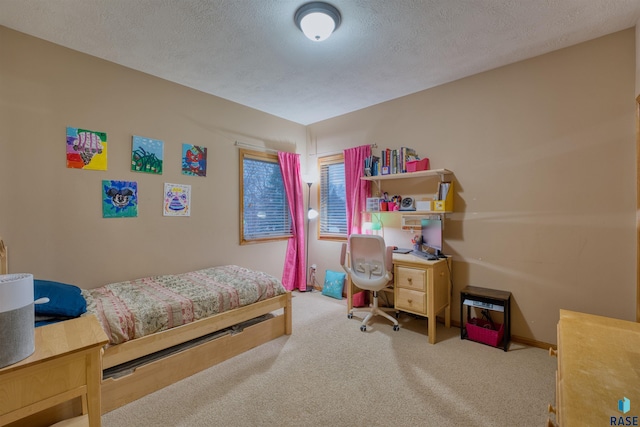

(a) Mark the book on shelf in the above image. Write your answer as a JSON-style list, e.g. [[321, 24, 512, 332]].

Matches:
[[378, 147, 419, 175], [438, 182, 450, 200], [364, 155, 380, 176]]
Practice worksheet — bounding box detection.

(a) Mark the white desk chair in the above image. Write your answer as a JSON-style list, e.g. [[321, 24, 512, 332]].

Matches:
[[341, 234, 399, 332]]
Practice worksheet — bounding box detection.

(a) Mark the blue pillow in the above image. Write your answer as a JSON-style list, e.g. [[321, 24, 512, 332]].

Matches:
[[34, 279, 87, 317], [322, 270, 346, 299]]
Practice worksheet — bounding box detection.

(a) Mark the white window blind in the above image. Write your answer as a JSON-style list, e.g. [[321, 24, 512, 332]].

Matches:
[[319, 155, 347, 238], [241, 152, 291, 242]]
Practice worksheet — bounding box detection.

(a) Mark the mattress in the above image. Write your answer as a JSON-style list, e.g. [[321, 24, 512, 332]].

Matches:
[[82, 265, 285, 345]]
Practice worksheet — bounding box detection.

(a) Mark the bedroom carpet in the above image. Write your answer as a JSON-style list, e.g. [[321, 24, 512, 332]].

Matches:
[[102, 291, 556, 427]]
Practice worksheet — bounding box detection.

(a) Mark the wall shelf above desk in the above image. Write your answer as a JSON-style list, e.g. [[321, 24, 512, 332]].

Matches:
[[361, 168, 452, 182], [361, 168, 454, 217], [363, 210, 453, 215]]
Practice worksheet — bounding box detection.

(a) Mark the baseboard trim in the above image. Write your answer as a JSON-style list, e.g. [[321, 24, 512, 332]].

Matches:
[[448, 319, 556, 351], [511, 334, 555, 351]]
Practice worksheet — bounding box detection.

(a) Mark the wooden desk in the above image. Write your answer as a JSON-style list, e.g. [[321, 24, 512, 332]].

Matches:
[[550, 310, 640, 426], [0, 315, 108, 427], [346, 253, 451, 344]]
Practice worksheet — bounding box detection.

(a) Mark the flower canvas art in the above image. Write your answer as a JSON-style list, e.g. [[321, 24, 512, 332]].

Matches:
[[132, 136, 163, 174]]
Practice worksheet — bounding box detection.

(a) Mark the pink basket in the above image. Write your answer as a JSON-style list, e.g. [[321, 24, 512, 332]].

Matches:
[[466, 318, 504, 347], [352, 291, 368, 307], [406, 158, 429, 172]]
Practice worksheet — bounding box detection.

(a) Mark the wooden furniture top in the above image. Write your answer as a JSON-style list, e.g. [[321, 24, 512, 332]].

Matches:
[[392, 253, 450, 266], [0, 315, 108, 375], [558, 309, 640, 426], [460, 285, 511, 301]]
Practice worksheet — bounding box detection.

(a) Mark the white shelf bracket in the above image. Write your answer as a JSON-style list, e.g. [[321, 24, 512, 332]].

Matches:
[[371, 179, 381, 196]]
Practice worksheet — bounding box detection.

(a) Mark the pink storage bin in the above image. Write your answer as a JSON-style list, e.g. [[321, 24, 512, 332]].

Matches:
[[466, 318, 504, 347], [406, 158, 430, 172], [352, 291, 368, 307]]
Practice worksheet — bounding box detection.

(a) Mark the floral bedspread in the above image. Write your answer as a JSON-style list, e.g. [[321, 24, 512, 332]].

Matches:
[[82, 265, 286, 345]]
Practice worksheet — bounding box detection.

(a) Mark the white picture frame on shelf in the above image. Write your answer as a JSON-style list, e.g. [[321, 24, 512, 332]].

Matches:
[[366, 198, 381, 212]]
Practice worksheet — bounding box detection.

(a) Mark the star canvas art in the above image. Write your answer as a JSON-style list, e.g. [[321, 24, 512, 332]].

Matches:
[[163, 183, 191, 217]]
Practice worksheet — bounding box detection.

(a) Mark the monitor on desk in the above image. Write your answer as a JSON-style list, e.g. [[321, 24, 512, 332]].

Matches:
[[421, 218, 444, 258]]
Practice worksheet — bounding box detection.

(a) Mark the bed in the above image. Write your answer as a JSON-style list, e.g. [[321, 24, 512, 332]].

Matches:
[[87, 265, 292, 413], [0, 239, 292, 415]]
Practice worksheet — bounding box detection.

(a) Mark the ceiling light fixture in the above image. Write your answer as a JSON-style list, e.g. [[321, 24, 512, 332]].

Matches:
[[294, 2, 341, 42]]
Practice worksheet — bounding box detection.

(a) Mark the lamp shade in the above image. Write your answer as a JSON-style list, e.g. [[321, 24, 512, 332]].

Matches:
[[0, 273, 35, 368], [301, 174, 317, 184], [300, 12, 335, 41], [295, 2, 341, 42]]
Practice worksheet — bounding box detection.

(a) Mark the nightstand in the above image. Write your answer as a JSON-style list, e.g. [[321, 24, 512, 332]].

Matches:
[[0, 315, 108, 427]]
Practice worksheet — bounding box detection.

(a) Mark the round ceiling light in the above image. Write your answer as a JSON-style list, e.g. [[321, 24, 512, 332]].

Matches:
[[294, 2, 341, 42]]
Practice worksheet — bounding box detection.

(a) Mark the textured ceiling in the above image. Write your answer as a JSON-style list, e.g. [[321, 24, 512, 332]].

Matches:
[[1, 0, 639, 125]]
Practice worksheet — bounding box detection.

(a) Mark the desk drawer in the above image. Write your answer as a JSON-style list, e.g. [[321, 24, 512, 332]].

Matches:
[[395, 267, 426, 291], [395, 288, 426, 314]]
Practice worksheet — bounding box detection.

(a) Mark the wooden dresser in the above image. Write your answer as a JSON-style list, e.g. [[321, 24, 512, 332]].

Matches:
[[0, 315, 108, 427], [549, 309, 640, 426]]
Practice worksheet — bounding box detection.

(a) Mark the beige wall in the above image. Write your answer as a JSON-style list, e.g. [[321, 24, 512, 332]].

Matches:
[[307, 29, 637, 345], [1, 25, 636, 345], [0, 26, 306, 287]]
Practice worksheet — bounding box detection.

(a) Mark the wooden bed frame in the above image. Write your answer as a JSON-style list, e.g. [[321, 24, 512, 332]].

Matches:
[[0, 238, 292, 416], [100, 291, 291, 413]]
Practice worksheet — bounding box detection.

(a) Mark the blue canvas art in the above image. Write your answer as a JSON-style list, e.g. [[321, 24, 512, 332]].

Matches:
[[102, 180, 138, 218]]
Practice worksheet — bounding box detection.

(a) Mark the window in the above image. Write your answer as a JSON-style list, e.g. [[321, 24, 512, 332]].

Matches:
[[318, 154, 347, 239], [240, 149, 291, 244]]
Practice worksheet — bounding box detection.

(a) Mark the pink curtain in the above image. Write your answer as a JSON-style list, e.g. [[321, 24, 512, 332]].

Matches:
[[344, 145, 371, 236], [278, 152, 306, 291]]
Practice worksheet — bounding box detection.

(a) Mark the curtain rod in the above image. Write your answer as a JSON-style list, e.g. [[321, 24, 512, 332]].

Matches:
[[315, 143, 378, 157], [236, 141, 378, 156], [234, 141, 279, 154]]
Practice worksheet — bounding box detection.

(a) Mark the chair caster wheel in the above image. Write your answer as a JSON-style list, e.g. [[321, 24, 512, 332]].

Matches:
[[347, 313, 353, 319], [360, 325, 367, 332], [393, 325, 400, 331], [395, 312, 400, 319]]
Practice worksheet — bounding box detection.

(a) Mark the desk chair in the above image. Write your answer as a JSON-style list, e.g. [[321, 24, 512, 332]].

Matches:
[[341, 234, 399, 332]]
